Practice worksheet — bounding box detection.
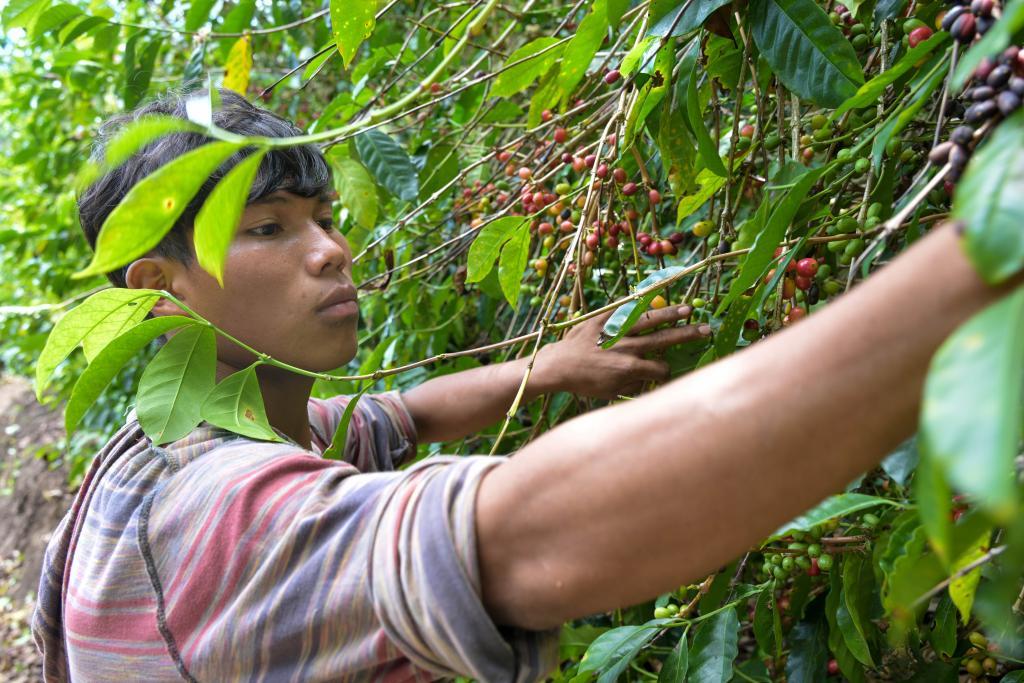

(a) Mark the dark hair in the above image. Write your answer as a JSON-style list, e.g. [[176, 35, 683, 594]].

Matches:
[[78, 87, 332, 287]]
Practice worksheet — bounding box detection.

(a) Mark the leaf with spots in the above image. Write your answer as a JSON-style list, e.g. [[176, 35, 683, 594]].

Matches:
[[75, 141, 243, 280], [331, 0, 377, 68], [331, 156, 378, 229], [194, 148, 267, 286], [201, 363, 283, 442], [920, 285, 1024, 522], [222, 34, 252, 95]]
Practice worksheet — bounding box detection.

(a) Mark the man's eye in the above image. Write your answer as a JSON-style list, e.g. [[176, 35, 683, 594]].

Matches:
[[317, 218, 335, 231], [249, 223, 281, 237]]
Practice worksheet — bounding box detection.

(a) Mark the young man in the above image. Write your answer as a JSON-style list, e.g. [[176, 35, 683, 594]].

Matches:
[[33, 89, 1019, 682]]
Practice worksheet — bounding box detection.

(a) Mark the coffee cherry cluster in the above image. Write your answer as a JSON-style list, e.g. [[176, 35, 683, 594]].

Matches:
[[940, 0, 998, 45], [755, 519, 840, 583], [962, 631, 1001, 679]]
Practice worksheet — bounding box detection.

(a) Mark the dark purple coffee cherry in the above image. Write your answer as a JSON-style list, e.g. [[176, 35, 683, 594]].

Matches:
[[941, 5, 968, 31], [971, 0, 994, 15], [951, 13, 977, 45], [965, 99, 998, 124], [971, 85, 995, 101], [951, 126, 974, 146], [929, 141, 954, 165], [949, 144, 971, 171], [987, 64, 1012, 88], [976, 15, 994, 35], [1009, 76, 1024, 97], [997, 90, 1022, 116]]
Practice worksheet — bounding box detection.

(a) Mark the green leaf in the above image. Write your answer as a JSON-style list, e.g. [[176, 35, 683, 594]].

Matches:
[[880, 435, 919, 487], [498, 224, 530, 308], [752, 586, 777, 658], [883, 549, 945, 645], [658, 631, 689, 682], [830, 32, 949, 122], [785, 599, 829, 683], [492, 37, 563, 98], [218, 0, 256, 36], [930, 594, 957, 656], [826, 571, 867, 683], [870, 52, 949, 169], [556, 3, 607, 102], [920, 286, 1024, 521], [1001, 673, 1024, 683], [419, 143, 461, 201], [676, 169, 727, 222], [952, 0, 1024, 90], [194, 149, 266, 286], [200, 363, 282, 442], [715, 167, 823, 317], [601, 266, 686, 348], [466, 216, 529, 283], [354, 130, 418, 202], [65, 316, 195, 434], [686, 61, 728, 177], [647, 0, 732, 38], [58, 15, 107, 46], [104, 116, 198, 171], [330, 156, 378, 229], [3, 0, 50, 30], [955, 111, 1024, 284], [184, 0, 216, 31], [330, 0, 376, 67], [29, 3, 80, 41], [124, 35, 162, 109], [768, 493, 902, 542], [874, 0, 909, 21], [76, 141, 243, 279], [579, 621, 668, 680], [839, 555, 876, 666], [915, 448, 952, 563], [749, 0, 864, 107], [36, 288, 161, 400], [136, 325, 217, 444], [949, 527, 992, 623], [687, 608, 739, 683], [321, 386, 369, 461]]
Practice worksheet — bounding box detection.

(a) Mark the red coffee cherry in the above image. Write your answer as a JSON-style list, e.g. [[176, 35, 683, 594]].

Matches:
[[622, 182, 638, 196], [796, 257, 819, 277], [553, 127, 568, 143], [604, 69, 621, 84]]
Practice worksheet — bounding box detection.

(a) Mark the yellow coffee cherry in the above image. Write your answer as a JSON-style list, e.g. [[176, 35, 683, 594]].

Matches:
[[651, 295, 668, 309], [692, 220, 714, 237]]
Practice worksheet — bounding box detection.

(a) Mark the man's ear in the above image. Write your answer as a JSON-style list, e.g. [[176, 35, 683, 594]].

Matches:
[[124, 257, 188, 317]]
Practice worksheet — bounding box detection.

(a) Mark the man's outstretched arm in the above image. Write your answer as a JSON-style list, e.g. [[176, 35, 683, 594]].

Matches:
[[476, 222, 1020, 631]]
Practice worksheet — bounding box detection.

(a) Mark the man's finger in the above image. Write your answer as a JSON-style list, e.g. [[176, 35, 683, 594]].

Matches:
[[618, 323, 711, 352], [628, 305, 693, 334], [632, 359, 671, 382]]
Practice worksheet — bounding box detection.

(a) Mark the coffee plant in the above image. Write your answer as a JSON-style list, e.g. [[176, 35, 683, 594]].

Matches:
[[4, 0, 1024, 679]]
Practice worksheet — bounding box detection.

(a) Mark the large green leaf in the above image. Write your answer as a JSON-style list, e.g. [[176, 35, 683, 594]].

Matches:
[[601, 266, 686, 348], [65, 316, 195, 434], [354, 130, 418, 202], [321, 385, 368, 461], [657, 631, 689, 682], [752, 585, 779, 659], [687, 608, 739, 683], [36, 288, 161, 400], [136, 325, 217, 444], [194, 148, 267, 286], [839, 555, 876, 666], [949, 526, 993, 623], [831, 32, 949, 122], [184, 0, 216, 31], [920, 285, 1024, 521], [955, 111, 1024, 284], [124, 35, 162, 109], [768, 493, 902, 542], [200, 363, 282, 442], [579, 621, 669, 681], [76, 141, 243, 279], [785, 599, 829, 683], [826, 571, 867, 683], [749, 0, 864, 107], [466, 216, 528, 283], [330, 156, 378, 229], [556, 2, 607, 102], [103, 115, 199, 171], [331, 0, 376, 67], [3, 0, 50, 30], [676, 169, 727, 222], [498, 224, 530, 308], [648, 0, 732, 37], [874, 0, 909, 21], [686, 61, 728, 177], [914, 449, 952, 563], [28, 3, 81, 42], [929, 594, 957, 657], [492, 37, 563, 98]]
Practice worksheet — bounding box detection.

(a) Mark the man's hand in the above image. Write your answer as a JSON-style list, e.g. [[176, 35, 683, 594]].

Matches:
[[535, 306, 711, 400]]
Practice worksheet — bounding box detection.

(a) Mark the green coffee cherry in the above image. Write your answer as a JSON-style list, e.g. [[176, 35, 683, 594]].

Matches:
[[855, 157, 870, 174], [817, 554, 834, 571], [862, 512, 880, 527], [654, 606, 672, 619], [807, 543, 822, 558], [867, 202, 883, 218], [782, 556, 796, 571], [796, 556, 812, 570]]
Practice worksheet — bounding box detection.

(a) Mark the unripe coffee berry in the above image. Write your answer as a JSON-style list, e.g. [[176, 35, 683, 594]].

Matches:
[[517, 167, 532, 180]]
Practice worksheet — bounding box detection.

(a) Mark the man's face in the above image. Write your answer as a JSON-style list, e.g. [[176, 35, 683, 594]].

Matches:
[[165, 189, 359, 374]]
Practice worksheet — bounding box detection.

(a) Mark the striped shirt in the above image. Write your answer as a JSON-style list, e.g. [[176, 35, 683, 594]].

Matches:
[[33, 391, 559, 682]]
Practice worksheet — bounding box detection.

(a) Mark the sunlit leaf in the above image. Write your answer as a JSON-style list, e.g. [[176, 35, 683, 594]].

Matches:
[[498, 223, 530, 308], [201, 363, 282, 441], [331, 156, 378, 229], [768, 493, 902, 542], [222, 34, 253, 95], [331, 0, 376, 67], [492, 37, 563, 98], [466, 216, 529, 283]]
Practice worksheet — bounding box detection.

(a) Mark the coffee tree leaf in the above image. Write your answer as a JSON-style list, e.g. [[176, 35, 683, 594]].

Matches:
[[601, 265, 687, 348], [826, 571, 867, 683], [330, 0, 376, 67], [1001, 672, 1024, 682], [831, 32, 949, 122], [217, 0, 256, 37], [466, 216, 528, 283], [839, 555, 876, 666], [200, 363, 282, 442], [492, 37, 563, 98], [914, 449, 952, 563], [955, 111, 1024, 284], [498, 223, 530, 309], [194, 148, 266, 286], [883, 548, 945, 645], [556, 2, 607, 102], [103, 115, 199, 171], [952, 0, 1024, 90], [36, 288, 161, 401], [29, 3, 81, 42], [949, 527, 993, 624], [354, 130, 419, 202], [686, 61, 728, 177], [658, 631, 689, 682], [331, 156, 378, 229], [929, 594, 957, 656], [676, 169, 728, 222], [749, 0, 863, 108], [648, 0, 732, 37], [687, 607, 739, 683], [76, 141, 243, 279], [874, 0, 909, 21], [418, 143, 460, 201], [920, 285, 1024, 521], [880, 435, 919, 487], [58, 15, 108, 46], [136, 324, 217, 444], [3, 0, 50, 30], [184, 0, 216, 31], [65, 316, 195, 435], [752, 585, 777, 658], [302, 43, 335, 81], [784, 599, 829, 683], [222, 34, 253, 95], [124, 35, 162, 109], [871, 52, 948, 169], [579, 620, 670, 680], [767, 493, 902, 542], [321, 385, 369, 461]]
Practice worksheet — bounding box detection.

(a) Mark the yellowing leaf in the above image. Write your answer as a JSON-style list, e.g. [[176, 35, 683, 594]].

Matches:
[[223, 34, 252, 95]]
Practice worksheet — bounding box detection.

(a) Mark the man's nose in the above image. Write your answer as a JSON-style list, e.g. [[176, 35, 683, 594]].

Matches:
[[306, 223, 349, 275]]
